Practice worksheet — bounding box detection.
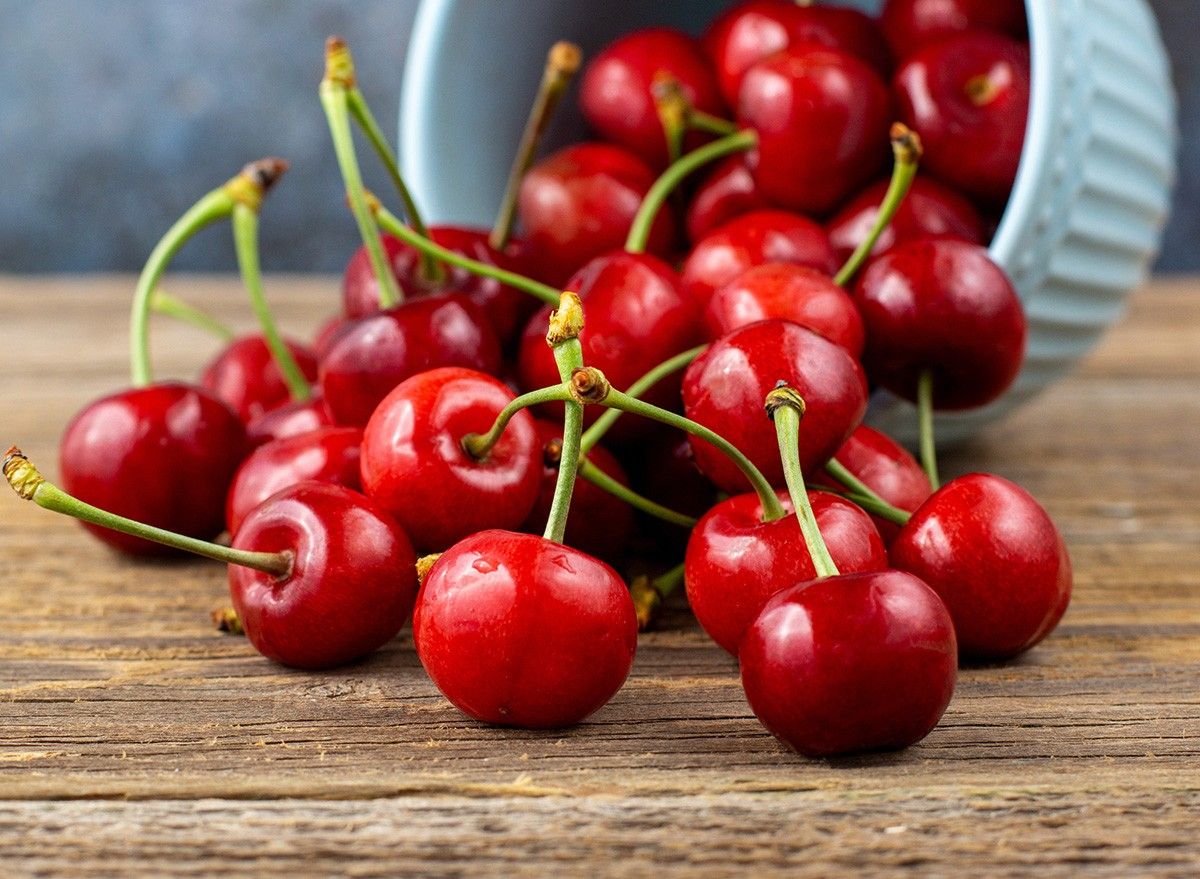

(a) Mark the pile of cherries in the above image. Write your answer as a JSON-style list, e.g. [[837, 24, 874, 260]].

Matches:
[[5, 0, 1073, 758]]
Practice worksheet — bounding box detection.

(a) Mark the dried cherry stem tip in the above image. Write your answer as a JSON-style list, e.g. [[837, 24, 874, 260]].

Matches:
[[416, 553, 442, 586], [212, 607, 244, 635], [631, 562, 685, 630], [547, 291, 585, 345], [653, 74, 689, 167]]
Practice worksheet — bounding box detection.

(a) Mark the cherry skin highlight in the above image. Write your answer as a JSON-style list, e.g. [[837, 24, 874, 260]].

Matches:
[[890, 473, 1072, 660], [59, 382, 246, 555], [740, 569, 957, 757], [880, 0, 1027, 59], [201, 335, 318, 424], [414, 530, 638, 728], [360, 367, 541, 551], [229, 481, 417, 670], [685, 156, 771, 244], [245, 395, 334, 447]]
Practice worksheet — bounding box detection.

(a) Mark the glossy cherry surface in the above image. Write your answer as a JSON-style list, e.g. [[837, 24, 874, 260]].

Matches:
[[229, 481, 417, 670], [226, 426, 362, 535], [201, 335, 318, 424], [880, 0, 1026, 59], [740, 569, 957, 756], [738, 45, 892, 215], [704, 263, 865, 357], [360, 367, 541, 551], [681, 210, 837, 306], [414, 529, 638, 728], [853, 238, 1025, 409], [313, 314, 349, 360], [890, 473, 1072, 660], [685, 156, 770, 244], [60, 382, 246, 555], [682, 319, 868, 493], [245, 395, 334, 447], [685, 489, 887, 654], [894, 33, 1030, 204], [319, 293, 503, 428]]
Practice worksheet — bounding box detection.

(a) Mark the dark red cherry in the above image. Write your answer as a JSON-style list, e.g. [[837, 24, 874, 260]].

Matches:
[[319, 293, 503, 428], [230, 481, 417, 670], [59, 382, 246, 555], [225, 427, 362, 535], [685, 155, 770, 244], [853, 238, 1025, 409], [414, 530, 638, 728], [245, 395, 334, 447], [360, 367, 541, 551], [625, 430, 717, 522], [521, 419, 633, 564], [686, 489, 887, 654], [313, 314, 349, 360], [682, 319, 868, 494], [740, 569, 957, 756], [894, 33, 1030, 205], [826, 176, 985, 264], [890, 473, 1072, 660], [738, 46, 892, 215], [517, 143, 676, 286], [881, 0, 1026, 59], [681, 209, 837, 306], [580, 27, 726, 170], [704, 263, 865, 357], [201, 335, 318, 424]]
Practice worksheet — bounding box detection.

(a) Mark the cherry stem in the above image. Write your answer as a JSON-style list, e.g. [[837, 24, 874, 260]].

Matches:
[[767, 385, 839, 579], [371, 200, 561, 306], [579, 344, 707, 454], [687, 110, 738, 137], [460, 384, 572, 461], [578, 458, 697, 528], [231, 204, 312, 402], [2, 447, 291, 577], [543, 294, 587, 543], [630, 561, 685, 630], [824, 459, 912, 526], [653, 73, 689, 168], [490, 41, 582, 252], [625, 129, 758, 253], [321, 39, 404, 309], [150, 290, 235, 342], [917, 368, 940, 489], [833, 123, 923, 288]]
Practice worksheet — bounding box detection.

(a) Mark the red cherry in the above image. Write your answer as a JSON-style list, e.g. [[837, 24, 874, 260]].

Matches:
[[737, 46, 892, 215], [881, 0, 1026, 59], [245, 395, 334, 447], [682, 319, 868, 494], [200, 335, 318, 424], [522, 419, 633, 564], [313, 314, 349, 360], [686, 489, 887, 654], [517, 143, 676, 286], [230, 482, 417, 670], [681, 209, 837, 306], [59, 383, 246, 555], [704, 263, 865, 357], [226, 427, 362, 535], [826, 176, 985, 264], [853, 238, 1025, 409], [890, 473, 1072, 660], [360, 367, 541, 551], [894, 33, 1030, 204], [740, 569, 957, 756], [685, 155, 771, 244], [319, 293, 503, 428], [624, 430, 716, 521], [414, 530, 638, 727], [580, 27, 726, 170]]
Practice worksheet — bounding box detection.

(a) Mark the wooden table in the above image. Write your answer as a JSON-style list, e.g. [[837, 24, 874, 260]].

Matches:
[[0, 276, 1197, 877]]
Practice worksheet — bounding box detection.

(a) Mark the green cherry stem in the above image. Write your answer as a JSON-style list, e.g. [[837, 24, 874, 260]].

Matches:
[[150, 290, 235, 342], [578, 459, 698, 528], [625, 128, 758, 253], [543, 293, 587, 544], [630, 561, 686, 630], [833, 123, 923, 288], [822, 458, 912, 522], [834, 489, 911, 527], [766, 385, 839, 579], [460, 384, 573, 461], [688, 110, 739, 137], [917, 368, 940, 489], [3, 448, 291, 576], [653, 73, 689, 168]]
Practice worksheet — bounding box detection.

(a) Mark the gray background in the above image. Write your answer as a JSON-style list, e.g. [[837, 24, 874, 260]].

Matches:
[[0, 0, 1195, 273]]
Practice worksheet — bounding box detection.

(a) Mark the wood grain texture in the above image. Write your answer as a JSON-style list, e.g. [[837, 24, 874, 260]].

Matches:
[[0, 276, 1197, 877]]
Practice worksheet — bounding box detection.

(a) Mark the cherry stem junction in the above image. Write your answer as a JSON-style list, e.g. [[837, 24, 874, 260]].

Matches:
[[150, 290, 235, 342], [461, 384, 572, 461], [917, 368, 940, 489]]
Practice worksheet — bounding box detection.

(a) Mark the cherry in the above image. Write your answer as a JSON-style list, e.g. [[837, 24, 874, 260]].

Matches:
[[682, 319, 868, 493], [826, 175, 985, 264], [737, 45, 892, 215], [201, 335, 319, 424], [894, 33, 1030, 205], [681, 209, 837, 306], [225, 426, 362, 535], [624, 430, 717, 523], [580, 27, 726, 170], [517, 143, 676, 286], [686, 488, 887, 654], [740, 570, 957, 756], [414, 530, 638, 727], [685, 155, 770, 244], [319, 293, 503, 428], [313, 314, 349, 360], [59, 383, 246, 555], [360, 367, 541, 551], [245, 395, 334, 447], [880, 0, 1026, 59], [704, 263, 865, 357], [853, 238, 1025, 409], [890, 473, 1072, 660]]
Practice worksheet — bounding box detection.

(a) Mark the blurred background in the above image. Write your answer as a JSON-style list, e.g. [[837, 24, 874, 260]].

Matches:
[[0, 0, 1195, 274]]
